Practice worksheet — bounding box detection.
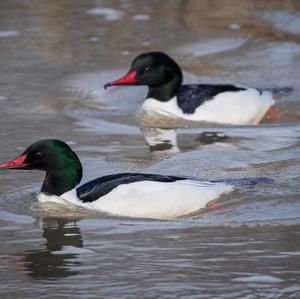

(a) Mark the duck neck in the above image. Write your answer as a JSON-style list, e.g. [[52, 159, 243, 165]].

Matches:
[[41, 166, 82, 196], [147, 73, 182, 102]]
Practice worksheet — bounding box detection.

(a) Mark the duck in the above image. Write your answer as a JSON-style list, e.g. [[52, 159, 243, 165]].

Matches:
[[0, 139, 233, 219], [104, 51, 275, 125]]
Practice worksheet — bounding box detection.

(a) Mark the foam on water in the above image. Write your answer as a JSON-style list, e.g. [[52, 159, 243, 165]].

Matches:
[[132, 14, 150, 21], [52, 246, 93, 255], [0, 30, 20, 38], [175, 38, 247, 57], [87, 7, 123, 21], [232, 275, 284, 283]]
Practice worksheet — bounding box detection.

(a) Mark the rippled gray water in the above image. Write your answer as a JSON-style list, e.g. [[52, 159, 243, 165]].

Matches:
[[0, 1, 299, 298]]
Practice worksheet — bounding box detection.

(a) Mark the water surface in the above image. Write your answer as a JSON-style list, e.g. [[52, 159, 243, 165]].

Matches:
[[0, 0, 299, 298]]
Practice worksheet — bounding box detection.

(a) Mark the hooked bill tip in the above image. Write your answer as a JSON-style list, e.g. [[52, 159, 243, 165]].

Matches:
[[104, 82, 111, 90]]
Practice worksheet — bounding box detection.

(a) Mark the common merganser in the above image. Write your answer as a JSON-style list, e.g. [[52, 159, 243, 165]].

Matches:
[[104, 52, 275, 125], [0, 139, 233, 219]]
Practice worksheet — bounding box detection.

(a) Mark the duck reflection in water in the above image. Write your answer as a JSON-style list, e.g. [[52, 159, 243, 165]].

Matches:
[[142, 127, 229, 154], [19, 218, 83, 279]]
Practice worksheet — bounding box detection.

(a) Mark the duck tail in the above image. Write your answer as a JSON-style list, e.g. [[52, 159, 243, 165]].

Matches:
[[262, 87, 293, 94], [216, 177, 274, 188]]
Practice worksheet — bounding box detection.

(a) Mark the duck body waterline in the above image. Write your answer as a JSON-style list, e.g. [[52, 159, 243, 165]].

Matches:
[[0, 140, 232, 219], [105, 52, 275, 125], [143, 85, 274, 125], [39, 174, 232, 219]]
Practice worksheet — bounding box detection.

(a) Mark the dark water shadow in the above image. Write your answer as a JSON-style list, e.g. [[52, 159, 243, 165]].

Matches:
[[21, 218, 83, 279], [142, 126, 229, 154]]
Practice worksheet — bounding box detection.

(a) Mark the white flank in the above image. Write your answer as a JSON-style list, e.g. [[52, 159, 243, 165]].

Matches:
[[37, 180, 233, 219], [142, 88, 274, 125]]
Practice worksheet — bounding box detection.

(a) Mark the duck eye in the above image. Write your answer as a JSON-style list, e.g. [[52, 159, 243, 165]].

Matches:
[[144, 66, 151, 72], [35, 152, 43, 159]]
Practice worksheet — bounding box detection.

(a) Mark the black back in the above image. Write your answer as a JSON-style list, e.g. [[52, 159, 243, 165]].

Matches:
[[76, 173, 186, 203], [176, 84, 246, 114]]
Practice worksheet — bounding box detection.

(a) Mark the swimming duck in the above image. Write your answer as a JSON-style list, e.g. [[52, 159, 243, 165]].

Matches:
[[104, 51, 275, 125], [0, 139, 232, 219]]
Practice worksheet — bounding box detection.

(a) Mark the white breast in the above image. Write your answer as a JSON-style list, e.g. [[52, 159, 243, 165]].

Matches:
[[141, 88, 274, 125], [37, 180, 233, 219]]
